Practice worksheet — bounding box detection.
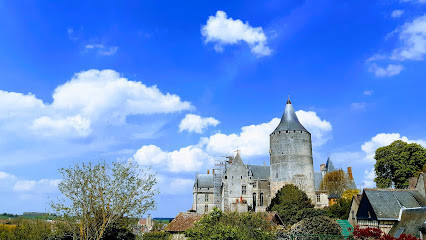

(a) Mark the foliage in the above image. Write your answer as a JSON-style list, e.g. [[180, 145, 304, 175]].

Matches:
[[185, 208, 275, 240], [374, 140, 426, 189], [101, 221, 136, 240], [267, 184, 328, 226], [326, 198, 352, 219], [342, 189, 360, 200], [0, 219, 62, 240], [51, 160, 158, 240], [352, 226, 420, 240], [320, 169, 349, 197], [139, 231, 171, 240], [290, 216, 342, 236]]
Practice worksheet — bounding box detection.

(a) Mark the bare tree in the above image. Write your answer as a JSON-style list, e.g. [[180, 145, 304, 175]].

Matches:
[[320, 169, 348, 197], [51, 160, 158, 240]]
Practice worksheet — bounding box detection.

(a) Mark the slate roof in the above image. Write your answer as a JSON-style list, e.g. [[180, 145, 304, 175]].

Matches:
[[314, 172, 322, 190], [325, 157, 335, 172], [165, 212, 203, 232], [247, 165, 270, 180], [194, 174, 214, 188], [388, 207, 426, 238], [273, 98, 308, 133], [363, 189, 426, 220]]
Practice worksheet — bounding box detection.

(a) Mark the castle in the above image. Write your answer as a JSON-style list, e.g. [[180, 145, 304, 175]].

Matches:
[[192, 98, 356, 213]]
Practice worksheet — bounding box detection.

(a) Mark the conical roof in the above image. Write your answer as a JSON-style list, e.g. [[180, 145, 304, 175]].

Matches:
[[273, 98, 308, 133], [325, 157, 335, 172]]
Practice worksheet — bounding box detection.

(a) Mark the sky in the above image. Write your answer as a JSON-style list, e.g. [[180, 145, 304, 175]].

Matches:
[[0, 0, 425, 218]]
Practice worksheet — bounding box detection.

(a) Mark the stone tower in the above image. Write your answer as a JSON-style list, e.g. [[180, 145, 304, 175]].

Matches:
[[269, 98, 316, 202]]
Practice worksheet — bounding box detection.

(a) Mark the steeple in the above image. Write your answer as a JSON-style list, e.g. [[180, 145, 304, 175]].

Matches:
[[273, 97, 308, 133]]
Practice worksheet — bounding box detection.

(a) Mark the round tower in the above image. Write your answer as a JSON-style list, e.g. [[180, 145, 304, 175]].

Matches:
[[269, 98, 316, 202]]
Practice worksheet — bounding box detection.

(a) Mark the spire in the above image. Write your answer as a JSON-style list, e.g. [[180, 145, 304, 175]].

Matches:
[[325, 157, 335, 172], [273, 97, 308, 133]]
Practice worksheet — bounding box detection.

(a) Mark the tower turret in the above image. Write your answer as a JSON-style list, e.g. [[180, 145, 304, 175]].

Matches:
[[269, 97, 316, 201]]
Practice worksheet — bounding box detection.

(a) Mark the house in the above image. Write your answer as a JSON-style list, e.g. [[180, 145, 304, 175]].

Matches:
[[165, 212, 203, 240], [328, 192, 341, 207], [138, 214, 153, 233], [388, 207, 426, 239], [356, 189, 426, 234], [348, 194, 362, 227]]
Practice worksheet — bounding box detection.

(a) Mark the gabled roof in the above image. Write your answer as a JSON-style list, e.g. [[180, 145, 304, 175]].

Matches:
[[247, 165, 270, 180], [273, 98, 308, 133], [362, 189, 426, 220], [165, 212, 203, 233], [389, 207, 426, 238], [194, 174, 214, 188]]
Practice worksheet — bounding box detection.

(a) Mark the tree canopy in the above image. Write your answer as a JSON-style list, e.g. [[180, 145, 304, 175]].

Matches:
[[267, 184, 327, 226], [290, 216, 342, 236], [320, 169, 349, 197], [374, 140, 426, 189], [51, 160, 158, 240]]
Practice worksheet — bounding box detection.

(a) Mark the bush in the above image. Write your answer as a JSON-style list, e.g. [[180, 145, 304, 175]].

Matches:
[[326, 198, 352, 219], [290, 216, 342, 236], [185, 208, 275, 240], [352, 226, 421, 240]]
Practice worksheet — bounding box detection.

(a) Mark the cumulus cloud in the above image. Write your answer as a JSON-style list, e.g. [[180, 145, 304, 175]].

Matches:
[[156, 175, 194, 195], [361, 133, 426, 162], [85, 44, 118, 56], [362, 168, 376, 188], [391, 10, 404, 18], [369, 63, 403, 77], [0, 69, 192, 138], [201, 10, 271, 56], [133, 145, 213, 172], [296, 110, 332, 146], [391, 14, 426, 61], [179, 114, 220, 133]]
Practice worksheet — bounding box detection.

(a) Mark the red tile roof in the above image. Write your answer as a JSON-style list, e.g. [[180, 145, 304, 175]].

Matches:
[[165, 212, 203, 233]]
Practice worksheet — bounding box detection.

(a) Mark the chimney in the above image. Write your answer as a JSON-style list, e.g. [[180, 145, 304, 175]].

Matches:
[[347, 167, 353, 180], [207, 169, 210, 174], [320, 164, 326, 171], [263, 161, 265, 166], [212, 169, 215, 175]]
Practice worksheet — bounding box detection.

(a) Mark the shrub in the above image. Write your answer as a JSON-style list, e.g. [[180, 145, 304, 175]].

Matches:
[[290, 216, 342, 236]]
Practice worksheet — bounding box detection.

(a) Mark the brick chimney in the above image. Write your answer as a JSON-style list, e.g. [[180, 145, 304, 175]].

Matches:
[[320, 164, 326, 171], [347, 167, 353, 180], [207, 169, 210, 174]]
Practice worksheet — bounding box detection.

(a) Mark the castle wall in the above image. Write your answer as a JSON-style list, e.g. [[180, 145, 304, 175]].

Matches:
[[270, 130, 316, 201]]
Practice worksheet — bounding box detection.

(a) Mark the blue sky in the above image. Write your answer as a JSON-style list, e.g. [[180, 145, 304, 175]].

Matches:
[[0, 0, 426, 217]]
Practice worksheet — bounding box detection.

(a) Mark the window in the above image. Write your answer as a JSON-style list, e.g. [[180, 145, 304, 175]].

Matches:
[[316, 194, 321, 203], [352, 210, 355, 219], [242, 186, 247, 195], [253, 193, 257, 206], [205, 205, 208, 213], [205, 194, 209, 202], [260, 193, 264, 206], [225, 176, 227, 179], [241, 176, 242, 179], [276, 173, 278, 178]]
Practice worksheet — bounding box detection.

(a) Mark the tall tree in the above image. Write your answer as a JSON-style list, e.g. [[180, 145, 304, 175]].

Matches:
[[374, 140, 426, 189], [51, 160, 158, 240], [320, 169, 349, 197], [267, 184, 327, 226]]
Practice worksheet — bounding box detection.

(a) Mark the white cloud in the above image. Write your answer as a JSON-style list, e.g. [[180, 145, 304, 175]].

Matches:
[[201, 10, 271, 56], [363, 90, 373, 96], [179, 114, 220, 133], [361, 133, 426, 162], [369, 63, 403, 77], [391, 14, 426, 61], [13, 179, 61, 194], [296, 110, 332, 146], [133, 145, 213, 172], [85, 44, 118, 56], [362, 168, 376, 188], [157, 176, 194, 195], [391, 10, 404, 18], [401, 0, 426, 3], [0, 69, 192, 138]]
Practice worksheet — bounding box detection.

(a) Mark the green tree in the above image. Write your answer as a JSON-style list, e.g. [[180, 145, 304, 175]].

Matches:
[[290, 216, 342, 236], [326, 198, 352, 219], [374, 140, 426, 189], [267, 184, 327, 226], [51, 160, 158, 240], [320, 169, 349, 197], [185, 208, 274, 240]]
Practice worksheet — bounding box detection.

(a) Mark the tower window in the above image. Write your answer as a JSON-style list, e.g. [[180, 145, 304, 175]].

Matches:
[[205, 205, 208, 213], [276, 173, 278, 178], [205, 194, 209, 202], [241, 176, 242, 179], [225, 176, 227, 179], [260, 193, 264, 206], [242, 186, 247, 195]]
